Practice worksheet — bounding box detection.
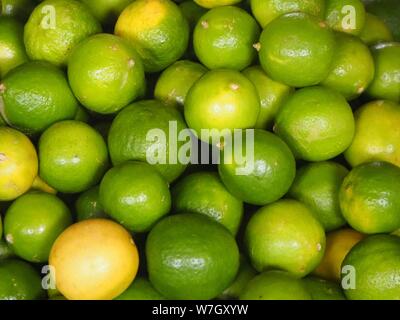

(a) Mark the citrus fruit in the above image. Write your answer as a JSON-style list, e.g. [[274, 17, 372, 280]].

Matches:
[[115, 0, 189, 72], [321, 33, 374, 100], [218, 130, 296, 206], [146, 213, 240, 300], [115, 277, 166, 300], [0, 259, 45, 300], [345, 100, 400, 167], [30, 176, 57, 195], [39, 120, 109, 194], [193, 6, 260, 71], [314, 228, 364, 281], [4, 191, 72, 263], [0, 61, 79, 135], [0, 127, 38, 201], [303, 276, 346, 300], [184, 69, 260, 143], [274, 86, 355, 161], [366, 42, 400, 103], [49, 219, 139, 300], [289, 161, 349, 231], [258, 12, 335, 87], [80, 0, 133, 26], [0, 240, 15, 260], [108, 100, 188, 182], [325, 0, 366, 35], [342, 234, 400, 300], [0, 17, 28, 78], [24, 0, 102, 67], [339, 161, 400, 234], [171, 171, 243, 235], [360, 13, 393, 45], [244, 199, 326, 277], [250, 0, 325, 28], [75, 186, 108, 221], [179, 0, 207, 30], [68, 33, 145, 115], [154, 60, 207, 110], [240, 270, 312, 300], [242, 66, 293, 129], [99, 161, 171, 233], [194, 0, 242, 9]]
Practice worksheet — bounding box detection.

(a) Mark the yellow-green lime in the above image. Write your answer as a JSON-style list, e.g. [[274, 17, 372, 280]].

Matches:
[[303, 276, 346, 300], [75, 185, 108, 221], [194, 0, 242, 9], [360, 13, 393, 45], [115, 277, 166, 300], [325, 0, 366, 35]]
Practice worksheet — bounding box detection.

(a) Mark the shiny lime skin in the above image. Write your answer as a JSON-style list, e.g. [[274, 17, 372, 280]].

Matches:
[[80, 0, 133, 25], [24, 0, 102, 67], [0, 61, 79, 135], [0, 17, 27, 78], [115, 278, 166, 300], [303, 276, 346, 300], [360, 13, 393, 45], [367, 42, 400, 103], [68, 34, 145, 114], [4, 192, 72, 263], [154, 60, 207, 110], [75, 186, 108, 221], [274, 86, 355, 161], [245, 199, 326, 277], [325, 0, 366, 35], [0, 259, 45, 300], [193, 6, 260, 70], [39, 120, 109, 194], [219, 130, 296, 206], [259, 12, 335, 88], [339, 161, 400, 234], [243, 66, 293, 129], [184, 69, 260, 142], [321, 33, 374, 100], [108, 100, 188, 182], [146, 213, 240, 300], [240, 271, 312, 300], [99, 161, 171, 233], [289, 161, 348, 232], [345, 100, 400, 167], [172, 171, 243, 235]]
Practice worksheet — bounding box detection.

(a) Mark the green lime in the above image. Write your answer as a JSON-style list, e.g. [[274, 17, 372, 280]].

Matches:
[[80, 0, 133, 26], [0, 259, 45, 300], [259, 13, 336, 87], [39, 120, 109, 193], [4, 191, 72, 263], [250, 0, 325, 28], [243, 66, 293, 129], [240, 271, 312, 300], [0, 127, 38, 201], [115, 277, 166, 300], [219, 254, 257, 299], [367, 42, 400, 103], [289, 161, 349, 231], [179, 1, 207, 30], [303, 276, 346, 300], [184, 69, 260, 143], [75, 185, 108, 221], [321, 33, 374, 100], [339, 161, 400, 234], [1, 0, 36, 21], [244, 199, 326, 277], [115, 0, 189, 72], [360, 13, 393, 45], [325, 0, 366, 35], [0, 61, 79, 135], [274, 86, 355, 161], [99, 161, 171, 233], [172, 171, 243, 235], [68, 34, 145, 115], [345, 100, 400, 167], [193, 6, 260, 71], [24, 0, 101, 67], [342, 234, 400, 300], [108, 100, 188, 182], [194, 0, 242, 9], [0, 17, 27, 78], [146, 213, 240, 300], [154, 60, 207, 110], [218, 130, 296, 206], [0, 240, 15, 260]]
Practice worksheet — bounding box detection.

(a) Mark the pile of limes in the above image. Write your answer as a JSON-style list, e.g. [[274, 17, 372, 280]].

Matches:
[[0, 0, 400, 301]]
